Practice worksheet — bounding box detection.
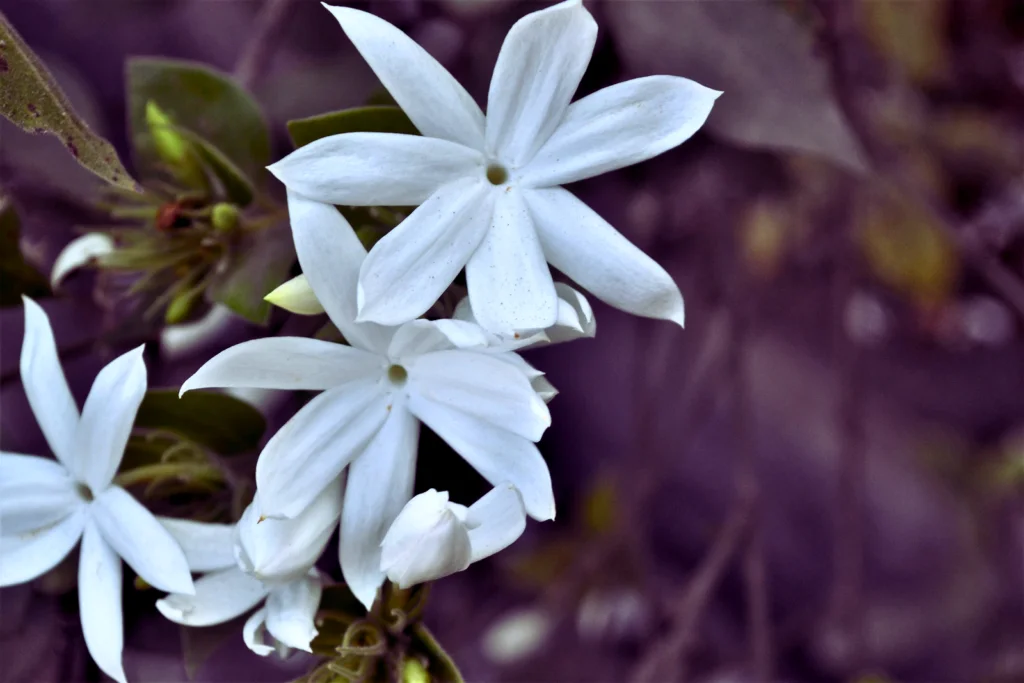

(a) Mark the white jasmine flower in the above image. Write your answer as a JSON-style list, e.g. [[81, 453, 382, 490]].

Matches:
[[268, 0, 719, 335], [156, 485, 341, 656], [381, 483, 527, 588], [180, 192, 554, 609], [0, 297, 195, 683]]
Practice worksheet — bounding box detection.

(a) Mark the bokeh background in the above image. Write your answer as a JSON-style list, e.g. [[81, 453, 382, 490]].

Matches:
[[2, 0, 1023, 682]]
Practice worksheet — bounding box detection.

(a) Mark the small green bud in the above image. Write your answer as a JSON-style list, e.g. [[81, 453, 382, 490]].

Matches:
[[211, 203, 240, 233], [146, 101, 189, 166], [402, 658, 429, 683], [165, 287, 200, 324]]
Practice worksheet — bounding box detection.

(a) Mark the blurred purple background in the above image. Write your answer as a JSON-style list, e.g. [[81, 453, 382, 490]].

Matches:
[[2, 1, 1024, 682]]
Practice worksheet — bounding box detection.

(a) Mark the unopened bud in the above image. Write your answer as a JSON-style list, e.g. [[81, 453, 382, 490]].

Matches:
[[264, 274, 325, 315], [211, 203, 239, 233], [165, 288, 201, 324]]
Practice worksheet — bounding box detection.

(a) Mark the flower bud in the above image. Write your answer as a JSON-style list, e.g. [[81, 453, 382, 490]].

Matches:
[[264, 274, 325, 315], [380, 489, 472, 588], [145, 100, 205, 188], [211, 203, 239, 233], [234, 483, 342, 583], [164, 287, 201, 324]]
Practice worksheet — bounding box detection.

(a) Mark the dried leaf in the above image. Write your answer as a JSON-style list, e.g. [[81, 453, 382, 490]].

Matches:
[[606, 0, 868, 172], [0, 12, 138, 190]]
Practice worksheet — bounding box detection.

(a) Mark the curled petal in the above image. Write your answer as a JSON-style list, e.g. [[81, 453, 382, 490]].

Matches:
[[242, 607, 276, 657], [380, 489, 471, 588], [51, 233, 114, 289], [547, 283, 596, 343], [466, 483, 527, 563], [157, 567, 269, 627], [264, 571, 323, 652], [386, 319, 489, 361]]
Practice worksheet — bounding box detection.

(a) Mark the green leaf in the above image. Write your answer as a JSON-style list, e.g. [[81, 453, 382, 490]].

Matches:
[[0, 12, 138, 190], [411, 624, 465, 683], [134, 389, 266, 455], [0, 197, 50, 306], [287, 106, 418, 149], [176, 126, 256, 206], [209, 227, 295, 325], [127, 58, 270, 184]]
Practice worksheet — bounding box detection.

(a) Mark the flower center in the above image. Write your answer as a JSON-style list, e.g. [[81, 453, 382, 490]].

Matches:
[[486, 163, 509, 186], [387, 364, 408, 386], [76, 482, 94, 502]]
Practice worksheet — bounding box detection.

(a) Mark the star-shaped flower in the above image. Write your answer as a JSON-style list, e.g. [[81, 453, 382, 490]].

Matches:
[[180, 192, 554, 608], [156, 486, 341, 656], [0, 297, 195, 683], [268, 0, 719, 335]]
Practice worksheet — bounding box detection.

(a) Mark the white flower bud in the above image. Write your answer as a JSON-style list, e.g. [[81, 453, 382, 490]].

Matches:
[[264, 274, 325, 315]]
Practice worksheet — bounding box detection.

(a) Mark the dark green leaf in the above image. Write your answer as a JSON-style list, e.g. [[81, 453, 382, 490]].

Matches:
[[0, 197, 50, 306], [127, 58, 270, 183], [0, 13, 138, 190], [287, 106, 418, 149], [209, 227, 295, 325], [134, 389, 266, 455], [411, 624, 464, 683]]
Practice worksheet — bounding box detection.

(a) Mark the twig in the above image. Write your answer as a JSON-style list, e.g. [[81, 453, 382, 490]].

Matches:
[[233, 0, 295, 91]]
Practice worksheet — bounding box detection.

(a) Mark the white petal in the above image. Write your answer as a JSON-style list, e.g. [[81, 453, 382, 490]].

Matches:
[[160, 304, 237, 361], [485, 0, 597, 166], [287, 191, 394, 353], [379, 490, 471, 588], [521, 75, 720, 187], [180, 337, 383, 394], [269, 133, 483, 206], [0, 508, 85, 587], [92, 486, 194, 594], [386, 319, 489, 361], [408, 397, 554, 521], [78, 519, 126, 683], [340, 406, 419, 609], [158, 517, 236, 572], [450, 298, 549, 350], [256, 379, 391, 519], [264, 274, 325, 315], [407, 350, 550, 441], [264, 572, 323, 652], [526, 187, 684, 326], [235, 483, 342, 583], [357, 177, 496, 326], [76, 345, 147, 492], [466, 483, 527, 563], [322, 4, 486, 149], [51, 233, 115, 289], [546, 282, 596, 343], [531, 375, 558, 403], [466, 186, 557, 335], [242, 607, 276, 657], [156, 567, 269, 627], [0, 453, 81, 535], [19, 297, 79, 470]]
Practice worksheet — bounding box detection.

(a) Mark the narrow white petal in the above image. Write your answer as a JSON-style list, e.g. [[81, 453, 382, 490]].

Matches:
[[180, 337, 383, 394], [76, 345, 147, 492], [380, 491, 472, 588], [386, 319, 489, 361], [0, 508, 85, 586], [156, 567, 269, 627], [357, 178, 496, 326], [78, 519, 126, 683], [522, 75, 720, 187], [19, 297, 79, 470], [466, 483, 527, 563], [531, 375, 558, 403], [51, 233, 115, 289], [340, 406, 419, 609], [264, 572, 323, 652], [407, 350, 550, 441], [264, 274, 325, 316], [158, 517, 236, 573], [269, 133, 483, 206], [256, 379, 391, 519], [92, 487, 194, 594], [546, 282, 596, 343], [526, 187, 684, 326], [322, 4, 486, 149], [242, 607, 276, 657], [466, 186, 557, 335], [235, 483, 342, 583], [0, 452, 81, 535], [287, 191, 394, 353], [485, 0, 597, 166], [450, 298, 549, 351], [408, 397, 554, 521]]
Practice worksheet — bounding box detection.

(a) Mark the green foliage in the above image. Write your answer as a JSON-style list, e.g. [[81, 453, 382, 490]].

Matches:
[[127, 58, 270, 188], [287, 106, 418, 149], [0, 198, 49, 306], [0, 12, 138, 190], [134, 389, 266, 456], [208, 227, 295, 325]]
